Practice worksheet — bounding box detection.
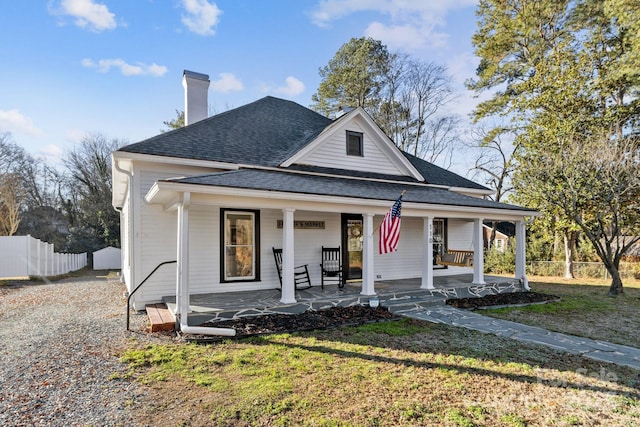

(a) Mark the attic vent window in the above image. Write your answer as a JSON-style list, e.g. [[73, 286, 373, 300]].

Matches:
[[346, 131, 363, 157]]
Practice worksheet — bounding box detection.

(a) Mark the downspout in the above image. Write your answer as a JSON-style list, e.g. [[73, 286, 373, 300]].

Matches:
[[176, 192, 236, 337], [114, 158, 134, 292]]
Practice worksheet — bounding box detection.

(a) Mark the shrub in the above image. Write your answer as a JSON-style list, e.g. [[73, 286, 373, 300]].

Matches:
[[484, 245, 515, 275]]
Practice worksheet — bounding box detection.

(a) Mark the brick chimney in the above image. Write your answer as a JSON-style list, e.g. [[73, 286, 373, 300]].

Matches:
[[182, 70, 210, 125]]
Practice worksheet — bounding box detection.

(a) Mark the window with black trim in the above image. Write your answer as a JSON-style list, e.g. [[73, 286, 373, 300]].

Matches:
[[220, 209, 260, 282], [346, 130, 363, 156]]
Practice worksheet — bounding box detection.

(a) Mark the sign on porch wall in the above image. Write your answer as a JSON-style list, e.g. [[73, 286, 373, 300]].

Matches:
[[276, 220, 325, 229]]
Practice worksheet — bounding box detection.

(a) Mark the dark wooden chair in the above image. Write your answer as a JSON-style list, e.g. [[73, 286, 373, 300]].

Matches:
[[320, 246, 343, 289], [272, 247, 312, 290]]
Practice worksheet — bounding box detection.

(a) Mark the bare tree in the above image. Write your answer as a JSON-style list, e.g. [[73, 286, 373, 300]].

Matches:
[[62, 133, 126, 252], [401, 59, 459, 162], [468, 127, 517, 250], [312, 38, 461, 167], [0, 173, 24, 235], [0, 132, 34, 236]]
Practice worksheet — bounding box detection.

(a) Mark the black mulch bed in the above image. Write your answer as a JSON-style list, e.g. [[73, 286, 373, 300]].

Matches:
[[198, 305, 398, 338], [189, 293, 560, 340], [446, 291, 560, 310]]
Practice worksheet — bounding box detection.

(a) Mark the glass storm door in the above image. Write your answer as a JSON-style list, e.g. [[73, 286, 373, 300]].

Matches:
[[342, 214, 363, 281], [432, 218, 447, 266]]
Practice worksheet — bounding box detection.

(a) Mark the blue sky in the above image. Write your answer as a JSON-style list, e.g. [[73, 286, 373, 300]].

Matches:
[[0, 0, 482, 166]]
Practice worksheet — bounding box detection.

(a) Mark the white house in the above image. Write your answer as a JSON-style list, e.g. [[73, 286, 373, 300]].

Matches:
[[112, 70, 536, 319]]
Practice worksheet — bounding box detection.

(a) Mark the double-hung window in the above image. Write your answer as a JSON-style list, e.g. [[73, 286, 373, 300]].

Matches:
[[221, 209, 260, 282], [346, 130, 363, 156]]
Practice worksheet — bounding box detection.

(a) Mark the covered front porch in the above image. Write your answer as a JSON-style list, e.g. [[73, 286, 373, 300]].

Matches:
[[146, 178, 537, 334], [163, 271, 525, 326]]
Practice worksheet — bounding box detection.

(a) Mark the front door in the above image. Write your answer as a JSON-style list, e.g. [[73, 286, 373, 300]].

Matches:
[[341, 214, 363, 281]]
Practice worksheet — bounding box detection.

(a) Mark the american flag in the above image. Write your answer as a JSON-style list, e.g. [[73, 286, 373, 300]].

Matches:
[[379, 193, 403, 254]]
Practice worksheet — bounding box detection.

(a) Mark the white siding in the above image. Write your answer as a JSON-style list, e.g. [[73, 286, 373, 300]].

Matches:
[[300, 117, 405, 175], [132, 197, 348, 306], [373, 216, 425, 280], [371, 217, 475, 282], [137, 202, 178, 305], [127, 162, 481, 305], [187, 205, 219, 294], [133, 166, 222, 307], [447, 219, 474, 251], [262, 210, 342, 288]]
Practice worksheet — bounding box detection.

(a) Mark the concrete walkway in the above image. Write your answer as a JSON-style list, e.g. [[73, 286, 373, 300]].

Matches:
[[403, 306, 640, 371]]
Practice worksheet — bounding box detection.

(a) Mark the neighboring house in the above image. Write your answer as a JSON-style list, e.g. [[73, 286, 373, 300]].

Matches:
[[483, 221, 515, 253], [112, 70, 537, 312]]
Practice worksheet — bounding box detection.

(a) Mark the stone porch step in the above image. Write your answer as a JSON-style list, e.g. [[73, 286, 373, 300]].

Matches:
[[381, 296, 447, 315], [146, 303, 175, 332]]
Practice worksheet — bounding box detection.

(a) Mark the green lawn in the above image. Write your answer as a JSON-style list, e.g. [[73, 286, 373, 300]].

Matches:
[[122, 313, 640, 426], [483, 276, 640, 348]]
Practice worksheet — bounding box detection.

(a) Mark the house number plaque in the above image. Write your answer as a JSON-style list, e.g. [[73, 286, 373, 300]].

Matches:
[[276, 220, 325, 229]]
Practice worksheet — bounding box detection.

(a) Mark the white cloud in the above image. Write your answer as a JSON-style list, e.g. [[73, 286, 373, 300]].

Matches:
[[181, 0, 222, 36], [65, 129, 88, 144], [259, 76, 306, 98], [0, 109, 43, 137], [441, 51, 495, 119], [38, 144, 65, 164], [82, 58, 168, 77], [365, 21, 448, 51], [309, 0, 476, 51], [210, 73, 244, 93], [53, 0, 117, 32], [274, 77, 305, 97]]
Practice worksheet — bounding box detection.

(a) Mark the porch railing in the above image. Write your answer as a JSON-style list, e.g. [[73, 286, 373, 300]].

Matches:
[[126, 260, 177, 331]]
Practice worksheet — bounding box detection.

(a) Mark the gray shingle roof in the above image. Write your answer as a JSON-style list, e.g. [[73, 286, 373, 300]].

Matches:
[[285, 164, 419, 183], [402, 152, 488, 190], [120, 95, 488, 191], [120, 96, 332, 167], [168, 169, 533, 212]]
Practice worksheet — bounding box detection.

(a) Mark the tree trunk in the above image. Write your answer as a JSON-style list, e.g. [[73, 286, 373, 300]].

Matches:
[[489, 221, 497, 251], [563, 231, 575, 279], [608, 268, 624, 295], [553, 229, 560, 258]]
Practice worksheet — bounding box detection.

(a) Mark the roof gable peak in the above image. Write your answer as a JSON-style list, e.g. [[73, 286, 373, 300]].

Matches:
[[281, 107, 424, 181]]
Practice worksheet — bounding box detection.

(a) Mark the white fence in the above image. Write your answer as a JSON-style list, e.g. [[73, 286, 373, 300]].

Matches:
[[0, 235, 87, 280]]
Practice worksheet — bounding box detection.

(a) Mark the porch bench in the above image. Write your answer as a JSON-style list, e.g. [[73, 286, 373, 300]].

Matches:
[[436, 249, 474, 267]]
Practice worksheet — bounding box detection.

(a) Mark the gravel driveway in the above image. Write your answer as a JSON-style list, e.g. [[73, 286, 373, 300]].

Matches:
[[0, 272, 154, 427]]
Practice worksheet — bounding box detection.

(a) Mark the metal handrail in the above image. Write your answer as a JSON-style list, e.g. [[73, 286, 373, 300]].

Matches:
[[126, 260, 177, 331]]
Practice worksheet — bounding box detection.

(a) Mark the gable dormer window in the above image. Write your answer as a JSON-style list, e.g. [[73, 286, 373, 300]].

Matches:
[[346, 131, 363, 157]]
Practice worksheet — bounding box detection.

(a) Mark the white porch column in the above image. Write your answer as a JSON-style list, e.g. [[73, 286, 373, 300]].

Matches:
[[515, 220, 527, 280], [280, 208, 297, 304], [472, 217, 486, 285], [176, 192, 190, 323], [421, 216, 435, 289], [361, 212, 376, 296]]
